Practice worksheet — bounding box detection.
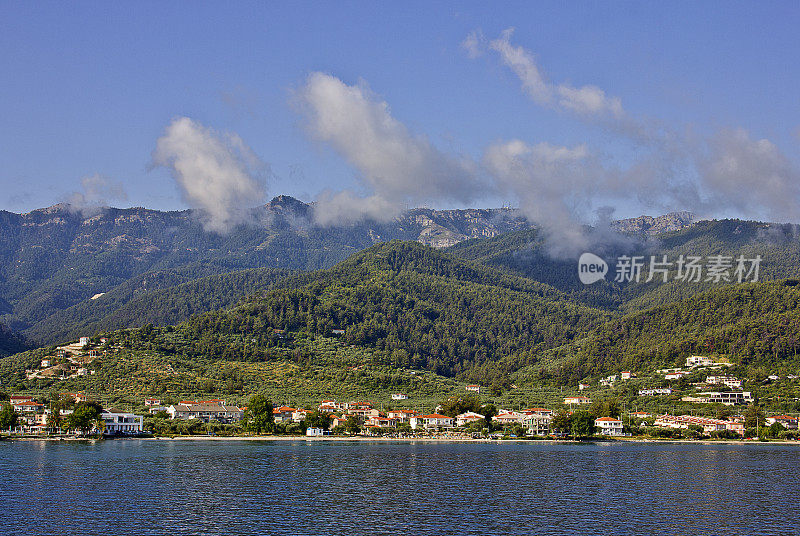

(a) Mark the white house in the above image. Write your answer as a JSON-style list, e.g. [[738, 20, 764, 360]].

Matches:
[[292, 409, 311, 423], [79, 337, 90, 347], [703, 391, 753, 406], [706, 376, 742, 389], [686, 355, 713, 367], [306, 427, 324, 436], [410, 414, 453, 430], [522, 412, 552, 435], [101, 410, 143, 435], [621, 371, 636, 380], [455, 411, 484, 427], [602, 374, 618, 385], [494, 411, 524, 425], [564, 396, 591, 405], [665, 371, 689, 380], [595, 417, 623, 436], [168, 403, 244, 423], [465, 385, 481, 393], [391, 393, 408, 400], [388, 409, 418, 423], [578, 383, 590, 391], [638, 388, 672, 396]]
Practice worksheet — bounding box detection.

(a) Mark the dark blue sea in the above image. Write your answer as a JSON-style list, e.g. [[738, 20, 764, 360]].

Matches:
[[1, 439, 799, 535]]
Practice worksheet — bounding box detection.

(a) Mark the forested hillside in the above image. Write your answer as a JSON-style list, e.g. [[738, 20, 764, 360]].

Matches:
[[24, 267, 290, 345], [0, 322, 29, 358], [522, 279, 800, 385], [99, 241, 610, 388], [448, 219, 800, 313], [0, 198, 528, 341]]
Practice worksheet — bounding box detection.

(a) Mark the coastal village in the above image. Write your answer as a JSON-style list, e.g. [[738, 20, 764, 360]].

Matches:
[[3, 340, 800, 440], [4, 390, 799, 439]]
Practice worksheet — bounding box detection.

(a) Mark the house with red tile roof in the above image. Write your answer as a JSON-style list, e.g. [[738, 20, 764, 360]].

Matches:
[[272, 406, 296, 422], [595, 417, 623, 436], [387, 409, 418, 423], [766, 415, 798, 430], [455, 411, 484, 427], [410, 414, 453, 430]]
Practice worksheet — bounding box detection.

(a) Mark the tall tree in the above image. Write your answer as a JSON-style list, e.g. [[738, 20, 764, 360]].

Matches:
[[245, 394, 274, 434], [571, 411, 597, 438], [67, 402, 103, 435], [0, 404, 19, 432]]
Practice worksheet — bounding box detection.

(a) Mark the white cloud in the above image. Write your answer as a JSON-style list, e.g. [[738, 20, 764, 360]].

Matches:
[[461, 30, 485, 59], [152, 117, 268, 233], [65, 174, 128, 214], [486, 28, 625, 119], [296, 72, 484, 225], [483, 139, 602, 256], [698, 128, 800, 222], [488, 29, 552, 106], [312, 190, 400, 226], [557, 85, 623, 118]]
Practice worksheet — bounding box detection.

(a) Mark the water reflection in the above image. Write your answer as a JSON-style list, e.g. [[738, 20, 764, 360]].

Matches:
[[1, 441, 799, 535]]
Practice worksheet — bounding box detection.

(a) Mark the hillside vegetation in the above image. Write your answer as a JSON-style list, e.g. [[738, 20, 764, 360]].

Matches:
[[448, 219, 800, 313], [0, 322, 29, 358], [24, 267, 289, 345], [522, 279, 800, 384], [0, 199, 527, 340]]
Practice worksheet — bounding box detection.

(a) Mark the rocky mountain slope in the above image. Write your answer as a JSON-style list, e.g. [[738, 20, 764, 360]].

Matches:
[[0, 197, 529, 339]]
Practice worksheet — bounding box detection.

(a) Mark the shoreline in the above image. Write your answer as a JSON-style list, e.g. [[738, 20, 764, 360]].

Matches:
[[6, 434, 800, 446]]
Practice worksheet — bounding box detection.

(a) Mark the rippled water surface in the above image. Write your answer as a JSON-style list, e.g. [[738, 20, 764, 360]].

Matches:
[[2, 440, 799, 535]]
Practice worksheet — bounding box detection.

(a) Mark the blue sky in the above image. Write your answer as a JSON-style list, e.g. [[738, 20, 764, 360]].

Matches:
[[1, 2, 799, 229]]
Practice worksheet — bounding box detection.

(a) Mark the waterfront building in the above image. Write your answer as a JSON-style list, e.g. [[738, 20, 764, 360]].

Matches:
[[272, 406, 296, 422], [653, 414, 744, 435], [410, 414, 453, 430], [595, 417, 623, 436], [455, 411, 484, 427], [522, 413, 552, 435], [101, 410, 144, 435], [167, 402, 244, 423], [494, 411, 524, 425], [388, 409, 418, 423]]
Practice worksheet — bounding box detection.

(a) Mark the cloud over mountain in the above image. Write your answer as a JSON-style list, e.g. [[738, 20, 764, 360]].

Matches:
[[152, 117, 268, 233], [296, 72, 485, 224], [64, 174, 128, 215]]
